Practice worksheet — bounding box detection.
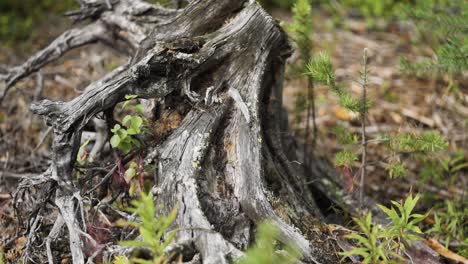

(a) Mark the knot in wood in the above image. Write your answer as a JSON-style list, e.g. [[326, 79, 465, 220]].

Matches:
[[130, 64, 151, 82]]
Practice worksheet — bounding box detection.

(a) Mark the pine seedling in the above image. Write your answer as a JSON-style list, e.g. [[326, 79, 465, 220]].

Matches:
[[287, 0, 312, 62], [306, 50, 370, 206], [306, 52, 366, 111], [358, 49, 369, 207], [306, 50, 449, 199], [287, 0, 317, 151], [305, 52, 336, 89]]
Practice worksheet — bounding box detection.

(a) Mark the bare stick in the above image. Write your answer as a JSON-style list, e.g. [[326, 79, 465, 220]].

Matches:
[[0, 23, 109, 104]]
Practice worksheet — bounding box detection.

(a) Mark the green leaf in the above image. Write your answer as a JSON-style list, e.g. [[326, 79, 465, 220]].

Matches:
[[339, 247, 370, 258], [417, 132, 448, 152], [345, 233, 372, 249], [126, 128, 136, 135], [122, 101, 131, 109], [122, 115, 132, 126], [403, 194, 419, 216], [131, 116, 143, 129], [124, 168, 136, 183], [451, 162, 468, 173], [113, 255, 131, 264], [127, 116, 143, 135], [129, 161, 138, 168], [117, 129, 128, 140], [119, 140, 132, 154], [110, 135, 121, 148], [135, 104, 145, 114], [139, 226, 155, 242], [125, 94, 138, 100], [111, 124, 121, 133], [377, 204, 399, 223]]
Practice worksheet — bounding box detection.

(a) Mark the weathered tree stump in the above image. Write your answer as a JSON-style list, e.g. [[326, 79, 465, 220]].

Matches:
[[1, 0, 415, 263]]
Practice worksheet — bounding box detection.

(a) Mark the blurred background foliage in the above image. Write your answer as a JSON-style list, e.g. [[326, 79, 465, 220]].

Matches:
[[0, 0, 178, 48], [0, 0, 77, 47], [261, 0, 466, 30], [260, 0, 405, 22], [1, 0, 464, 48]]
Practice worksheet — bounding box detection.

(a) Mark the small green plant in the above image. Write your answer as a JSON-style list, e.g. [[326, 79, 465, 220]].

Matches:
[[110, 95, 146, 154], [427, 200, 467, 248], [340, 212, 393, 263], [114, 192, 178, 264], [286, 0, 317, 148], [378, 194, 430, 250], [342, 194, 429, 262], [236, 221, 300, 264]]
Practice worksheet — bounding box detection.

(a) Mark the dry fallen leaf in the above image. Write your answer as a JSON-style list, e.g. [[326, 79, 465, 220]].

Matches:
[[335, 107, 353, 121]]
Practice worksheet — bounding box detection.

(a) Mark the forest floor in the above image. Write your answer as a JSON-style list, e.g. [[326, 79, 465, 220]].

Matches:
[[277, 9, 468, 206], [0, 5, 467, 263]]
